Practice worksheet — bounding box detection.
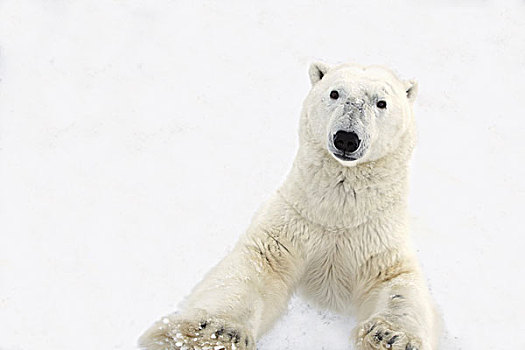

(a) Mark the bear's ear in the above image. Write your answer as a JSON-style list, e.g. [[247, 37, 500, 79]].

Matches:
[[309, 62, 331, 85], [404, 80, 418, 103]]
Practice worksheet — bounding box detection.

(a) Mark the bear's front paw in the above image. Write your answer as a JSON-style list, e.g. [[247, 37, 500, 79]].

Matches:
[[138, 312, 255, 350], [355, 317, 422, 350]]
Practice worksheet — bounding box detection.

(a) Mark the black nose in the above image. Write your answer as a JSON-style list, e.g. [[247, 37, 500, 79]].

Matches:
[[333, 130, 361, 153]]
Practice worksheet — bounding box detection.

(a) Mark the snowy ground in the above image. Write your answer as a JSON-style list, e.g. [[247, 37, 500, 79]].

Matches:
[[1, 1, 524, 349]]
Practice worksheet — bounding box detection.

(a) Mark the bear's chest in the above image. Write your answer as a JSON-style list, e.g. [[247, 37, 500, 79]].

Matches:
[[297, 220, 403, 313]]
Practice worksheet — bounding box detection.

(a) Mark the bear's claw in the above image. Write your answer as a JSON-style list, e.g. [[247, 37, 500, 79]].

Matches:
[[138, 312, 254, 350], [356, 317, 422, 350]]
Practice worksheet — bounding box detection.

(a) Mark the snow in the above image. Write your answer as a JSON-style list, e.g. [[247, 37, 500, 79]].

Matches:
[[0, 0, 524, 349]]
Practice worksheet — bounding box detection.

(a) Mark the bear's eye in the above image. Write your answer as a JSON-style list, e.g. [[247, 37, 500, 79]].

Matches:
[[376, 100, 387, 109], [330, 90, 339, 100]]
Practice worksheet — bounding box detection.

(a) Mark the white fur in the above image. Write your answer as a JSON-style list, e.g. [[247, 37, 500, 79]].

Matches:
[[139, 62, 440, 350]]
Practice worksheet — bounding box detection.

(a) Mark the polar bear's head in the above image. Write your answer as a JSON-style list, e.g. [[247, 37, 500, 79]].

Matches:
[[301, 62, 418, 166]]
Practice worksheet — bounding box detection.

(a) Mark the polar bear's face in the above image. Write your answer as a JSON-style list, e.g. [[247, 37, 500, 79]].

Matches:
[[303, 62, 417, 166]]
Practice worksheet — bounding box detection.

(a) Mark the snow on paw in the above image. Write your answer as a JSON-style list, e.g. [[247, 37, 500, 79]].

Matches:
[[138, 313, 255, 350], [355, 317, 422, 350]]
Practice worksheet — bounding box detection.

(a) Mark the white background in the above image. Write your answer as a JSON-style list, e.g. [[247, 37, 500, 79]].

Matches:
[[1, 1, 524, 349]]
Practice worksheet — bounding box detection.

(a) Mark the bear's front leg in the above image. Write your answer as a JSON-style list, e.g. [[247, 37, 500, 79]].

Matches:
[[139, 223, 303, 350], [353, 260, 440, 350]]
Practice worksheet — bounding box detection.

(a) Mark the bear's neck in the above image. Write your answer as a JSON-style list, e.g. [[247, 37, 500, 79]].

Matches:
[[278, 130, 414, 231]]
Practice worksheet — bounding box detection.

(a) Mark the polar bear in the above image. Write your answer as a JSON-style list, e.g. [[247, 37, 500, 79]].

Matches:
[[139, 62, 440, 350]]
